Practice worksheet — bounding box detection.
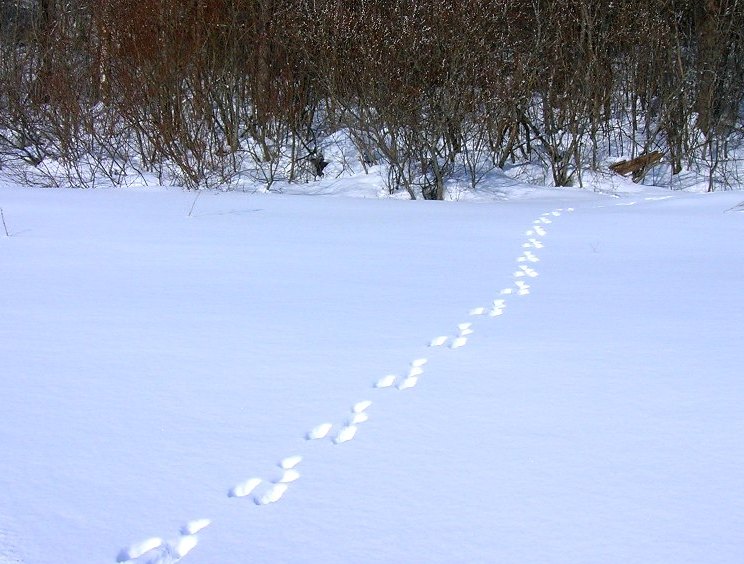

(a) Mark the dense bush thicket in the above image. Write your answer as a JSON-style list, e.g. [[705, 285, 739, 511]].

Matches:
[[1, 0, 743, 195]]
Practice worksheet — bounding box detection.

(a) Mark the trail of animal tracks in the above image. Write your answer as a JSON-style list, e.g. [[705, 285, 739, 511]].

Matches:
[[1, 184, 743, 563]]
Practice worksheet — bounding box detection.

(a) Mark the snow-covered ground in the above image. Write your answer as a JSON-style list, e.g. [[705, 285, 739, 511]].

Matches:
[[1, 175, 743, 563]]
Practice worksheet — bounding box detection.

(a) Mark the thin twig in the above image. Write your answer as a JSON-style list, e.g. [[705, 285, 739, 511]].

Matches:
[[0, 208, 9, 237], [187, 190, 202, 218], [723, 201, 744, 213]]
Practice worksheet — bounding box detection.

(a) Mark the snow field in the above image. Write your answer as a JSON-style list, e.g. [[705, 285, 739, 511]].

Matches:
[[116, 203, 573, 563], [1, 183, 743, 563]]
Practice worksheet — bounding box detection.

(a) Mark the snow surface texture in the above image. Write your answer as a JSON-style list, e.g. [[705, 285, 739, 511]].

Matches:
[[1, 179, 743, 563]]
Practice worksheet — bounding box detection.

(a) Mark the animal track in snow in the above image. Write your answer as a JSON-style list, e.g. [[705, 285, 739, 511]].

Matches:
[[229, 456, 304, 507], [118, 518, 209, 563], [469, 307, 487, 316], [180, 519, 211, 536], [375, 374, 398, 388], [450, 336, 468, 349], [352, 400, 373, 414], [518, 251, 539, 263], [457, 323, 473, 336], [397, 375, 419, 390], [429, 335, 448, 347], [333, 425, 358, 444], [523, 238, 544, 249], [515, 280, 530, 296], [348, 403, 370, 422], [255, 483, 289, 505], [490, 299, 506, 317], [306, 422, 333, 440], [395, 360, 427, 389], [348, 401, 372, 422], [229, 477, 262, 498], [228, 454, 302, 505], [168, 535, 199, 561], [120, 535, 198, 563], [117, 537, 163, 562], [534, 226, 547, 237], [272, 456, 302, 484], [331, 400, 374, 442], [408, 365, 424, 377], [349, 412, 369, 424], [277, 469, 301, 483], [517, 265, 538, 278], [280, 455, 303, 469]]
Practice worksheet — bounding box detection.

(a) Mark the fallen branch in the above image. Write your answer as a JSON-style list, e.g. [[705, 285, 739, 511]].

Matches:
[[609, 151, 663, 182]]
